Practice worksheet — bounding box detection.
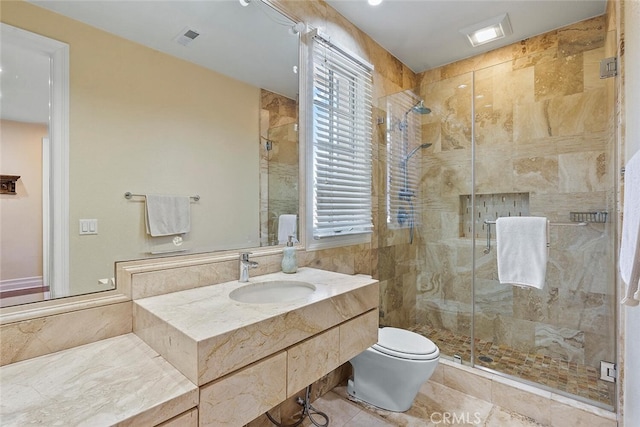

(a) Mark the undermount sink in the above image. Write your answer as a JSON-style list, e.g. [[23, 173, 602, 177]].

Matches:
[[229, 280, 317, 304]]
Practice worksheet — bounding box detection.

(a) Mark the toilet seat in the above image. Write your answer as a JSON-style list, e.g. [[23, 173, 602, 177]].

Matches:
[[372, 327, 439, 361]]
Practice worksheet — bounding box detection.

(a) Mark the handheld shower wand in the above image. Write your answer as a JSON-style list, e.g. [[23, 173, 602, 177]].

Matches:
[[396, 97, 432, 244]]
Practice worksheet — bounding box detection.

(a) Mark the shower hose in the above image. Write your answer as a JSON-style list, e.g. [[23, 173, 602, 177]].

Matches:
[[266, 384, 329, 427]]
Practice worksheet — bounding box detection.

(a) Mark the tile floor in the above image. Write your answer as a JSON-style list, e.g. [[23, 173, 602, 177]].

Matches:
[[409, 324, 614, 406], [303, 383, 546, 427]]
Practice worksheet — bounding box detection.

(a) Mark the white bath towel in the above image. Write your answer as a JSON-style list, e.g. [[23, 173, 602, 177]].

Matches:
[[620, 151, 640, 306], [278, 214, 297, 244], [496, 216, 549, 289], [145, 194, 191, 237]]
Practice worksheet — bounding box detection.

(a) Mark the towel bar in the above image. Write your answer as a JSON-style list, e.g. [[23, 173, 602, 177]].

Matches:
[[124, 192, 200, 202], [483, 219, 587, 254], [483, 220, 587, 226]]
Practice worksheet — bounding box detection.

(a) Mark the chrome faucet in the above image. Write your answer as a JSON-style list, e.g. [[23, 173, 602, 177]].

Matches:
[[239, 252, 258, 282]]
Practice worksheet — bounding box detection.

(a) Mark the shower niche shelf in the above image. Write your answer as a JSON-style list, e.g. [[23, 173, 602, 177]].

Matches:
[[460, 192, 530, 238]]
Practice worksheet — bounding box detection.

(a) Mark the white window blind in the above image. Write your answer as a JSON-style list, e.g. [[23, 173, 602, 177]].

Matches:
[[310, 32, 374, 239]]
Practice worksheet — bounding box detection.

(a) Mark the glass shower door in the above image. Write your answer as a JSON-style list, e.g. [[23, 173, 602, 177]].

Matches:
[[410, 72, 475, 363], [472, 51, 617, 408]]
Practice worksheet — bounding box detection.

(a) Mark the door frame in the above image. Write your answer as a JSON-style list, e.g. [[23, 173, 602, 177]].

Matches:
[[2, 23, 69, 298]]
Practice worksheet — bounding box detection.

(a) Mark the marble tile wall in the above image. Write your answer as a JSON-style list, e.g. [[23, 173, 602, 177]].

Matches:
[[411, 15, 617, 392]]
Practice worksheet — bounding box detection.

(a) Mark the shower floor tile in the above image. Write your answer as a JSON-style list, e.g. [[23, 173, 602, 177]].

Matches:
[[408, 324, 614, 406]]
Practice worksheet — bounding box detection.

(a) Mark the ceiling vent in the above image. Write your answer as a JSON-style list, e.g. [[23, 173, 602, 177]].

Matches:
[[174, 27, 200, 46]]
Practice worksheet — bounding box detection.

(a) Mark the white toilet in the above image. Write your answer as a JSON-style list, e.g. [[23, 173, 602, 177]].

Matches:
[[347, 327, 440, 412]]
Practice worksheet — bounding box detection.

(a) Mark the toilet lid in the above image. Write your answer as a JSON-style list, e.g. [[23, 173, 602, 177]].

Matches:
[[373, 327, 439, 360]]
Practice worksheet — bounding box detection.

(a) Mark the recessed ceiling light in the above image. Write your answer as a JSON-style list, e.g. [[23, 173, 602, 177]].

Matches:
[[368, 0, 383, 6], [460, 13, 512, 47]]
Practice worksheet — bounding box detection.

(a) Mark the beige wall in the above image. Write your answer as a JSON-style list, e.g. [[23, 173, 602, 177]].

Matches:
[[0, 120, 46, 281], [1, 1, 261, 295]]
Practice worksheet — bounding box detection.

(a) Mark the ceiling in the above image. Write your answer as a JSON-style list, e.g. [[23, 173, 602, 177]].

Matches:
[[2, 0, 606, 124], [325, 0, 606, 72]]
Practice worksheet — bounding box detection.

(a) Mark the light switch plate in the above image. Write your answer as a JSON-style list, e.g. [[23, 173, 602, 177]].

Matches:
[[79, 219, 98, 235]]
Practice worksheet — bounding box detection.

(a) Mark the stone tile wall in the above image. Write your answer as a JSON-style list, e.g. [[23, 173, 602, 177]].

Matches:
[[410, 15, 617, 378]]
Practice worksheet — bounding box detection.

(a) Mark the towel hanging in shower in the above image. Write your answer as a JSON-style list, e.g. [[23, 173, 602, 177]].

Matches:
[[496, 216, 549, 289]]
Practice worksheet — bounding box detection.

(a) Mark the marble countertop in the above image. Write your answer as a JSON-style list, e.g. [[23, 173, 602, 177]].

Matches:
[[134, 267, 377, 341], [133, 267, 379, 385], [0, 333, 198, 426], [0, 269, 378, 425]]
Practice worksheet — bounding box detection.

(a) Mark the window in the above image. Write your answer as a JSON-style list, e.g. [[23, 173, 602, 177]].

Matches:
[[307, 31, 374, 248]]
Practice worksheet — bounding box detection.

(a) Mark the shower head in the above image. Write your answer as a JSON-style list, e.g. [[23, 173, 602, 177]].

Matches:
[[397, 99, 432, 131], [406, 100, 432, 115]]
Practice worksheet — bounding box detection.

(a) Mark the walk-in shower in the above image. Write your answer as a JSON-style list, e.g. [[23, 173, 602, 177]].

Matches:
[[381, 28, 617, 410]]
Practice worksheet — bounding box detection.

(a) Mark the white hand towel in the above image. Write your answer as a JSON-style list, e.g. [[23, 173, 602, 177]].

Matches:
[[278, 214, 297, 244], [145, 194, 191, 237], [496, 216, 549, 289], [620, 151, 640, 306]]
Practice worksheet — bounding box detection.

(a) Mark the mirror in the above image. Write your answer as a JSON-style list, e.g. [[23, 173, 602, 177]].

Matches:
[[0, 0, 300, 308]]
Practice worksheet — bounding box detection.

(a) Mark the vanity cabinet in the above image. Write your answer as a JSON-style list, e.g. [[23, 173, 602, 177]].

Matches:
[[287, 328, 341, 397], [198, 309, 378, 426], [287, 309, 378, 398], [133, 268, 379, 427], [200, 353, 287, 426], [1, 267, 377, 426], [339, 309, 379, 362]]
